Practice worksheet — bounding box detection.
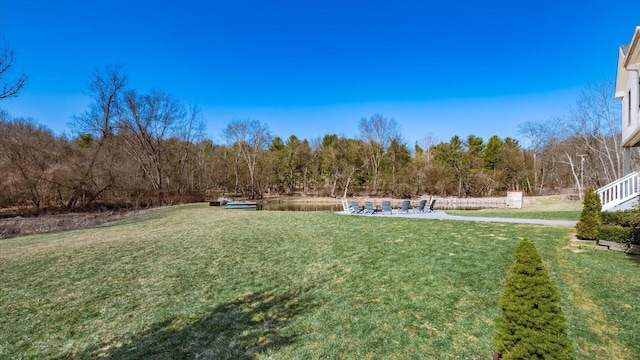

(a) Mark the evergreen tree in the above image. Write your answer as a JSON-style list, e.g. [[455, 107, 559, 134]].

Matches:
[[483, 135, 503, 170], [576, 189, 602, 240], [494, 239, 574, 359]]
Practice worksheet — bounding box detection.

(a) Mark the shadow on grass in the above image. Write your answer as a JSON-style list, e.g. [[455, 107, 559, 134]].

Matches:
[[624, 253, 640, 266], [69, 288, 315, 359]]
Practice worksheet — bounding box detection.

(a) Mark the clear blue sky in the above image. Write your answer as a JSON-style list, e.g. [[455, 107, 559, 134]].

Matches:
[[1, 1, 639, 147]]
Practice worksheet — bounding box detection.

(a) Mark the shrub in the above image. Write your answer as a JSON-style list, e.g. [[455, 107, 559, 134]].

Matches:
[[494, 239, 574, 359], [576, 189, 601, 240], [633, 228, 640, 245], [598, 225, 633, 244], [600, 209, 640, 227], [598, 209, 640, 244]]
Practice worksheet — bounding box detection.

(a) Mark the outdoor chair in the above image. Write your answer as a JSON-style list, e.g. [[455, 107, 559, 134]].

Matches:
[[341, 197, 351, 214], [398, 200, 411, 214], [412, 199, 427, 213], [428, 197, 437, 212], [351, 201, 364, 214], [364, 201, 377, 214], [381, 200, 392, 215]]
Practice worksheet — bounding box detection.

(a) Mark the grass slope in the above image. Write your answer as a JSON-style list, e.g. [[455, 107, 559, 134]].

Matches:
[[1, 203, 638, 359]]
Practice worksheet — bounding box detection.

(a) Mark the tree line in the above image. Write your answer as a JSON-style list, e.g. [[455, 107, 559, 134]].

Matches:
[[0, 63, 633, 211]]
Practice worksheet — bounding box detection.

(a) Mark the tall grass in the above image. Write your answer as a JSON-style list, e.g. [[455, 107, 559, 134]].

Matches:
[[1, 203, 638, 359]]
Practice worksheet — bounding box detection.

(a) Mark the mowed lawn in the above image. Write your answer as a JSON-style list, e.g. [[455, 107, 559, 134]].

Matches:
[[1, 204, 639, 359]]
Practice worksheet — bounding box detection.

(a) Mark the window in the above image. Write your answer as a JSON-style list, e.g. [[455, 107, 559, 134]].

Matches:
[[629, 90, 632, 125]]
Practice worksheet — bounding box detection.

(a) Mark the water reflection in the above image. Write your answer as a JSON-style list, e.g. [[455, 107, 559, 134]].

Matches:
[[257, 203, 340, 212]]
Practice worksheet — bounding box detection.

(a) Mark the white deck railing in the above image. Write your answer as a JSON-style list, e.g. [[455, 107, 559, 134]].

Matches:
[[597, 171, 640, 211]]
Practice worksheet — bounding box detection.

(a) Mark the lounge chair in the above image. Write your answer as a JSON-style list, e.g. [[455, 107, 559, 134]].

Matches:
[[341, 197, 351, 213], [364, 201, 377, 214], [398, 200, 411, 214], [427, 197, 437, 212], [381, 200, 392, 215], [412, 199, 427, 213], [351, 201, 364, 214]]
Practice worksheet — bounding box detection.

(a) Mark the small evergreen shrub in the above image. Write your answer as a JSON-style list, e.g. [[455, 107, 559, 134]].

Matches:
[[598, 209, 640, 244], [494, 239, 574, 359], [600, 209, 640, 227], [598, 225, 633, 244], [576, 189, 601, 240]]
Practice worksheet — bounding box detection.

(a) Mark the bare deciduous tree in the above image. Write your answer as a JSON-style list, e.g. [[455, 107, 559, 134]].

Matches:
[[223, 119, 272, 199], [0, 45, 27, 100], [0, 117, 58, 208], [118, 89, 188, 204], [166, 105, 205, 194], [518, 118, 560, 195], [65, 65, 129, 208], [565, 79, 622, 185], [72, 64, 127, 138], [358, 114, 402, 193]]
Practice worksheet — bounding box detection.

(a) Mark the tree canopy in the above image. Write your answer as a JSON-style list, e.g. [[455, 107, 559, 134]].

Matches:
[[0, 67, 630, 209]]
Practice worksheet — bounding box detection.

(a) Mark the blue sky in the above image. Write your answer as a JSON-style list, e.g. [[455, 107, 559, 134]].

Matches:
[[1, 1, 638, 146]]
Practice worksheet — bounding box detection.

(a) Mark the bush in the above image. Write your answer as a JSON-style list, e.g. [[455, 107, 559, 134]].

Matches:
[[598, 209, 640, 244], [598, 225, 633, 244], [600, 209, 640, 227], [576, 189, 601, 240], [633, 228, 640, 245], [494, 239, 574, 359]]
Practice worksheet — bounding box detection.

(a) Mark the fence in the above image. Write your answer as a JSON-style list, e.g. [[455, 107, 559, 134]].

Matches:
[[433, 197, 507, 210], [346, 196, 510, 211]]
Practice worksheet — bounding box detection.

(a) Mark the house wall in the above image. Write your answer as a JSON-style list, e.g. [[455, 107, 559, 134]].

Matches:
[[618, 27, 640, 175], [621, 69, 640, 149]]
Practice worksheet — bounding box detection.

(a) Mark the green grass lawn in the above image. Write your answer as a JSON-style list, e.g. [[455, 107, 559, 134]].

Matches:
[[1, 203, 639, 359]]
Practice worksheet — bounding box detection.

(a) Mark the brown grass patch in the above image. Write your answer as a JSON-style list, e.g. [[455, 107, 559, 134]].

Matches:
[[0, 209, 150, 239]]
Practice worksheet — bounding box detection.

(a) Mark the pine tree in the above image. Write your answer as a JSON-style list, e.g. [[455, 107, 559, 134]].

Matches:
[[576, 189, 602, 240], [494, 239, 574, 359]]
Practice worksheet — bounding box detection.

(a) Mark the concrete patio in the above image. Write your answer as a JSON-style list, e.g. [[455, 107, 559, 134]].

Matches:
[[339, 210, 577, 227]]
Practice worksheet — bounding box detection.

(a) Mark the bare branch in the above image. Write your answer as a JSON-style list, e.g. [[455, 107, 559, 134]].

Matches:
[[72, 64, 127, 138], [0, 46, 27, 99]]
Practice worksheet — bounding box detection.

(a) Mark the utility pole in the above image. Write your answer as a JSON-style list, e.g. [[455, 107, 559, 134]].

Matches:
[[578, 154, 587, 200]]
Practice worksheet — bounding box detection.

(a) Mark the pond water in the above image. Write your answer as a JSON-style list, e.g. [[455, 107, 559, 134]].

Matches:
[[257, 202, 341, 212]]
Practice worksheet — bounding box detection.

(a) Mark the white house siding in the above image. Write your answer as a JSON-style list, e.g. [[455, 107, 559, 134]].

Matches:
[[616, 27, 640, 174], [621, 69, 640, 147]]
